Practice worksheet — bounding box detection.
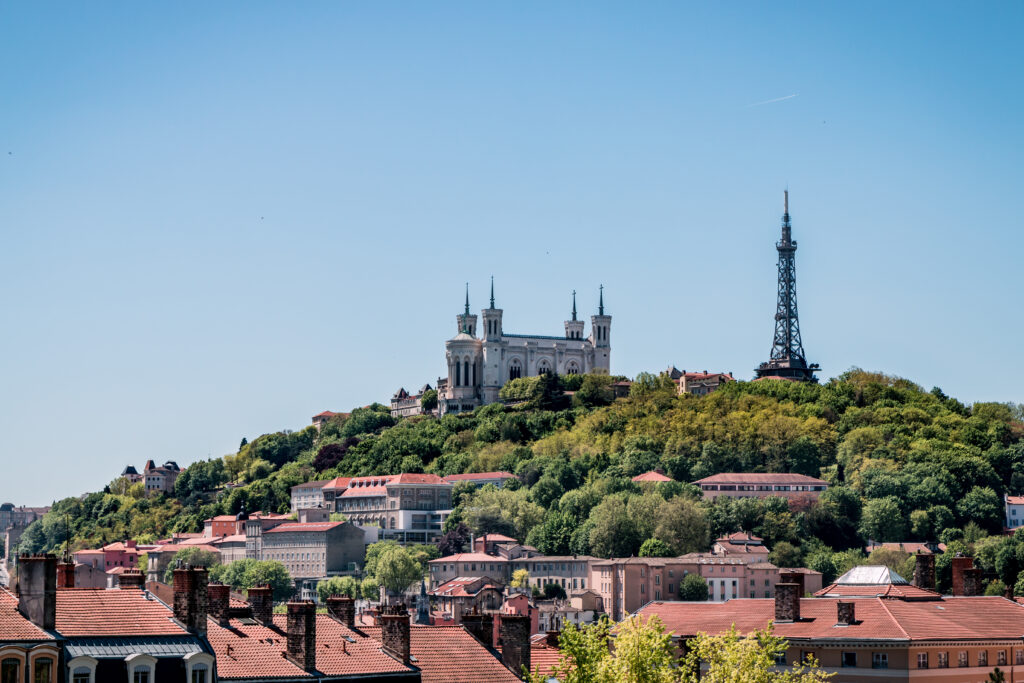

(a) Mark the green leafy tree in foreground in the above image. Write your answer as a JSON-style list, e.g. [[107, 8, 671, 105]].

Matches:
[[360, 576, 381, 602], [682, 624, 834, 682], [163, 548, 220, 583], [639, 538, 674, 558], [375, 546, 423, 596], [210, 558, 293, 601]]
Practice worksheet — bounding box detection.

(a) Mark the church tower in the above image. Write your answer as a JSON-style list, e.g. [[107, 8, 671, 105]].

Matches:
[[589, 285, 612, 373], [480, 277, 505, 404], [564, 291, 585, 340], [455, 283, 477, 337]]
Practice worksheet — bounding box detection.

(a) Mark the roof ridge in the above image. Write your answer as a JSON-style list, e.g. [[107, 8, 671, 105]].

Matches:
[[874, 597, 910, 639]]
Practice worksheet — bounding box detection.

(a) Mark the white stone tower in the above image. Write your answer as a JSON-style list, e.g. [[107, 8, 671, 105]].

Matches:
[[564, 290, 585, 340], [480, 277, 505, 404], [589, 285, 612, 373]]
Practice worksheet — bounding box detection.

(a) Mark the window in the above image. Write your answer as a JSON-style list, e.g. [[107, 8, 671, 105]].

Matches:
[[958, 651, 968, 667], [1017, 650, 1024, 666], [841, 652, 856, 668], [937, 651, 948, 668], [134, 670, 150, 683], [978, 651, 988, 667], [800, 651, 814, 664], [2, 659, 20, 683], [917, 653, 928, 669], [998, 650, 1007, 666], [871, 653, 887, 669], [72, 672, 90, 683], [191, 668, 208, 683], [33, 659, 53, 683]]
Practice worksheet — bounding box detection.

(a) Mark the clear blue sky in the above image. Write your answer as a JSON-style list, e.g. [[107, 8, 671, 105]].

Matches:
[[2, 2, 1022, 504]]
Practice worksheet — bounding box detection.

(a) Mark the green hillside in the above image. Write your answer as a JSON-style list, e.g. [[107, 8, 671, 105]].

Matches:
[[19, 369, 1024, 592]]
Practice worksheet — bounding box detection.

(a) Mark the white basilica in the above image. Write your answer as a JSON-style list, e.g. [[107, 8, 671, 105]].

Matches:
[[438, 281, 611, 415]]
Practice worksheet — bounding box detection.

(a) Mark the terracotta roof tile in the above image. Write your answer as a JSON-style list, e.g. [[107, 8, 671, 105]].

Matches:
[[263, 522, 347, 534], [442, 472, 516, 482], [55, 589, 188, 637], [362, 625, 520, 683], [631, 471, 674, 483], [0, 588, 54, 641], [208, 615, 412, 680], [693, 472, 828, 485]]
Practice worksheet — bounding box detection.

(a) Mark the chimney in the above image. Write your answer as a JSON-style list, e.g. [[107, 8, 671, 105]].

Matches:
[[836, 601, 855, 625], [779, 571, 805, 596], [774, 583, 800, 622], [286, 601, 317, 672], [172, 566, 209, 634], [118, 568, 146, 590], [57, 561, 75, 590], [248, 585, 274, 624], [912, 553, 936, 591], [962, 567, 981, 597], [951, 556, 974, 596], [208, 583, 231, 626], [462, 612, 495, 647], [380, 604, 411, 666], [326, 595, 356, 628], [499, 613, 531, 678], [16, 554, 57, 630], [545, 630, 560, 647]]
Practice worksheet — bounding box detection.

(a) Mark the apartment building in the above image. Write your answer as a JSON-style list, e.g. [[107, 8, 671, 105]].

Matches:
[[261, 520, 365, 580], [693, 472, 828, 501], [316, 473, 453, 543], [290, 480, 328, 511], [507, 555, 596, 593], [591, 557, 701, 621]]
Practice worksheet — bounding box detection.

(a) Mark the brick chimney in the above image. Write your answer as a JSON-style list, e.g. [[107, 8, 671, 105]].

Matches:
[[56, 561, 75, 589], [16, 554, 56, 630], [545, 630, 560, 647], [779, 571, 805, 596], [208, 583, 231, 626], [326, 595, 356, 628], [951, 556, 975, 596], [461, 612, 495, 647], [172, 565, 209, 634], [286, 601, 317, 673], [499, 613, 531, 678], [118, 568, 146, 590], [380, 604, 411, 666], [836, 601, 855, 626], [962, 567, 981, 597], [912, 553, 936, 591], [248, 585, 274, 624], [774, 582, 800, 623]]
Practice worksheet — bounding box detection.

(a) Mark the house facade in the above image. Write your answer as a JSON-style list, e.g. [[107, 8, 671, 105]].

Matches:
[[694, 472, 828, 501]]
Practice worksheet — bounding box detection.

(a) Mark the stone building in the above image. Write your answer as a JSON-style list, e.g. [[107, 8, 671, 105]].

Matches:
[[318, 474, 452, 543], [693, 472, 828, 501], [261, 520, 365, 584], [439, 283, 611, 414], [390, 384, 433, 418]]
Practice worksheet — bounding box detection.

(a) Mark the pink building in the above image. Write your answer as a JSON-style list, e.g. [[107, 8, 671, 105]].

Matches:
[[591, 557, 701, 621], [693, 472, 828, 501]]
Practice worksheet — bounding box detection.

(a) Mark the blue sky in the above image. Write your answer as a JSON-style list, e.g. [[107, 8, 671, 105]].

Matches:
[[1, 2, 1022, 504]]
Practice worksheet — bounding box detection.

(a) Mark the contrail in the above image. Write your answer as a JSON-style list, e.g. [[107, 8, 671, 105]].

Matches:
[[745, 93, 799, 108]]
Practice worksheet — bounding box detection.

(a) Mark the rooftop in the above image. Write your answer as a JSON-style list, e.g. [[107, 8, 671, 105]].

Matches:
[[693, 472, 828, 485], [631, 470, 674, 483], [0, 588, 54, 641], [361, 624, 520, 683], [443, 471, 516, 482], [56, 589, 189, 637], [263, 521, 348, 534]]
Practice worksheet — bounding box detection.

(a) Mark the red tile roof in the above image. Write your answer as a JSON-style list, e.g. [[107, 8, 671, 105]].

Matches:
[[0, 588, 54, 640], [263, 521, 347, 534], [1007, 496, 1024, 505], [313, 410, 340, 418], [864, 541, 947, 555], [637, 596, 1024, 642], [430, 553, 508, 564], [443, 471, 516, 482], [361, 625, 520, 683], [55, 589, 188, 636], [813, 582, 941, 600], [208, 615, 412, 680], [527, 641, 563, 679], [694, 472, 828, 485], [322, 477, 353, 490], [477, 533, 518, 543], [631, 470, 674, 483], [429, 577, 505, 598], [389, 473, 447, 485]]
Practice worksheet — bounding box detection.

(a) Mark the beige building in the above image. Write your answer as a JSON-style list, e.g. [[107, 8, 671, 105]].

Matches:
[[666, 367, 734, 396], [319, 473, 452, 543], [694, 472, 828, 501], [591, 557, 702, 621], [289, 480, 328, 512], [507, 555, 596, 593], [428, 552, 510, 588], [390, 384, 433, 418]]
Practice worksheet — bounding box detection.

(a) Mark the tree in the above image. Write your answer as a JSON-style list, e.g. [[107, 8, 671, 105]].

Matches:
[[859, 497, 908, 542], [679, 573, 709, 601], [526, 511, 575, 555], [437, 522, 470, 556], [420, 389, 438, 411], [639, 538, 674, 558], [989, 667, 1007, 683], [769, 541, 803, 569], [653, 497, 710, 555], [314, 443, 346, 472], [317, 576, 359, 602], [360, 576, 381, 602], [375, 546, 423, 596], [542, 583, 567, 600], [511, 568, 530, 588], [163, 548, 220, 583], [682, 624, 833, 682], [364, 540, 401, 577], [958, 486, 1002, 531], [573, 374, 614, 408], [588, 498, 640, 558], [210, 559, 293, 601]]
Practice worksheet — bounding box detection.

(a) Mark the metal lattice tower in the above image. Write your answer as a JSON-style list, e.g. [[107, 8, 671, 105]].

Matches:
[[755, 191, 819, 382]]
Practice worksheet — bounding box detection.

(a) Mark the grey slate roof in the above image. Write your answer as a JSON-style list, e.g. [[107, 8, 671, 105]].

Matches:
[[65, 637, 205, 659]]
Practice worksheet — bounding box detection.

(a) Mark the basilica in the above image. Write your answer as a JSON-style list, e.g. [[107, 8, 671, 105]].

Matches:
[[438, 281, 611, 415]]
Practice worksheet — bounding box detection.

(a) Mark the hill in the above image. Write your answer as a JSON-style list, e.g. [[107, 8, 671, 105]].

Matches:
[[17, 368, 1024, 591]]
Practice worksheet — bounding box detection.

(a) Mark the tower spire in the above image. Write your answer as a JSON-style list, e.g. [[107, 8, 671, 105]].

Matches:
[[755, 191, 818, 382], [464, 283, 470, 317], [598, 285, 604, 316], [571, 290, 577, 321], [490, 276, 495, 309]]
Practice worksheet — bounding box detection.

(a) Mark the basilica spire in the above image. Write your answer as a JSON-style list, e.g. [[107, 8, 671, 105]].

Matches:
[[598, 284, 604, 316], [490, 276, 495, 309], [464, 283, 470, 317], [571, 290, 577, 321]]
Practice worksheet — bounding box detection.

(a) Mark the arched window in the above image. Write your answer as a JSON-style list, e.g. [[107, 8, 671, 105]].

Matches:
[[464, 360, 470, 386], [455, 361, 461, 387], [2, 659, 20, 683], [538, 360, 551, 375], [509, 359, 522, 380], [32, 658, 54, 683], [566, 362, 580, 375]]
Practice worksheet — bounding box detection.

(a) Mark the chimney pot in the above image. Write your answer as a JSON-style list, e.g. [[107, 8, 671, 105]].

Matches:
[[461, 612, 495, 647], [836, 601, 855, 625], [380, 604, 411, 666], [248, 585, 274, 624], [912, 553, 936, 591], [774, 582, 800, 622], [286, 601, 317, 672], [951, 556, 975, 596], [499, 613, 531, 677], [118, 568, 146, 590], [779, 571, 805, 596], [57, 562, 75, 590], [172, 566, 208, 634], [326, 595, 356, 628], [208, 583, 231, 626]]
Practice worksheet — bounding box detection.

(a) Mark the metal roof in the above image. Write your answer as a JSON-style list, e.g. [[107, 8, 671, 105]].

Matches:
[[834, 565, 909, 586], [65, 636, 205, 659]]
